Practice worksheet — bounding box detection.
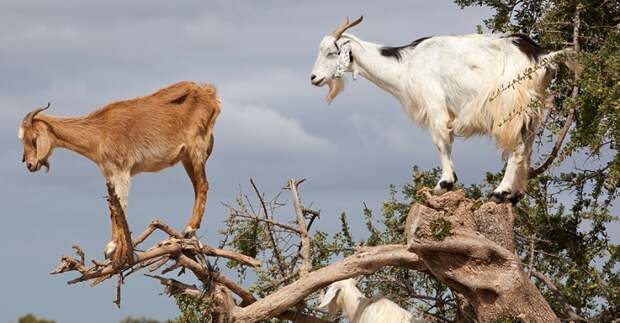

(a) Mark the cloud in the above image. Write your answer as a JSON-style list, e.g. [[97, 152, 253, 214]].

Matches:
[[343, 112, 428, 154], [216, 102, 332, 156]]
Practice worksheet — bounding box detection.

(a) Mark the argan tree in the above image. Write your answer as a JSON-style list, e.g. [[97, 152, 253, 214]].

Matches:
[[50, 1, 618, 322]]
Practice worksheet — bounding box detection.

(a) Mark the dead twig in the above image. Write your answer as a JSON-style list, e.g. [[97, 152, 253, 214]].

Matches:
[[288, 178, 311, 277]]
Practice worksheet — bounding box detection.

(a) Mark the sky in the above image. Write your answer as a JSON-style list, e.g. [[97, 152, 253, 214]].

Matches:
[[0, 1, 615, 322]]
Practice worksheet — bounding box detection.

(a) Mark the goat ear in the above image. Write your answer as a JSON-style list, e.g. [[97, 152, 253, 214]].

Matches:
[[317, 286, 339, 311], [35, 131, 52, 162]]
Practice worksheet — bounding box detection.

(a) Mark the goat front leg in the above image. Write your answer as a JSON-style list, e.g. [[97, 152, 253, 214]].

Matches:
[[430, 119, 457, 195], [103, 172, 134, 266], [182, 157, 208, 237]]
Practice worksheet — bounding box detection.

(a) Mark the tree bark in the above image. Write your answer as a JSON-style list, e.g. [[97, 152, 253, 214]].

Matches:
[[406, 189, 559, 322]]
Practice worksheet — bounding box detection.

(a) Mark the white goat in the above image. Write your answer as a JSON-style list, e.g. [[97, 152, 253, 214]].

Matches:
[[317, 278, 425, 323], [310, 16, 579, 203]]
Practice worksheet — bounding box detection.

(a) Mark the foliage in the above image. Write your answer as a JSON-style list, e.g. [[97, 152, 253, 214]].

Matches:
[[429, 217, 453, 241], [120, 317, 165, 323], [17, 314, 55, 323], [168, 294, 213, 323]]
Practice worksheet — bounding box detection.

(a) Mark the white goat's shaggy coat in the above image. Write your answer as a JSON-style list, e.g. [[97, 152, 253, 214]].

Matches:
[[311, 17, 578, 201], [318, 278, 424, 323]]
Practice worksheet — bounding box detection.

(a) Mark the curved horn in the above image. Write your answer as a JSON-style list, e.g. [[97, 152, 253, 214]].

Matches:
[[331, 15, 364, 40], [25, 102, 50, 126]]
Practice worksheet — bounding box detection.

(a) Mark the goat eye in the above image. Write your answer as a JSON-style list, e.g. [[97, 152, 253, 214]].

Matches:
[[327, 52, 338, 57]]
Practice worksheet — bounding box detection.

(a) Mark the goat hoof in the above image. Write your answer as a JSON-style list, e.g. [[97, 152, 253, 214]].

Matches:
[[490, 190, 509, 203], [433, 180, 454, 195], [439, 180, 454, 191], [508, 192, 525, 205], [490, 190, 523, 205]]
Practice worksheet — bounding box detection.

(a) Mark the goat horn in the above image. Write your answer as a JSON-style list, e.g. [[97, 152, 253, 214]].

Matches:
[[331, 15, 363, 40], [25, 102, 50, 126]]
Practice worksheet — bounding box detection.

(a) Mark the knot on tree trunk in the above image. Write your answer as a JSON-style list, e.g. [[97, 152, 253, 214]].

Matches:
[[405, 189, 559, 323]]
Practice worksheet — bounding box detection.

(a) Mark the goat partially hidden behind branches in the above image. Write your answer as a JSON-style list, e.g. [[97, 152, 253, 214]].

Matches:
[[318, 278, 426, 323], [18, 81, 221, 265]]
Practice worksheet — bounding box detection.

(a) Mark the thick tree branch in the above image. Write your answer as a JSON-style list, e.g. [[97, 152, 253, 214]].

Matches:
[[406, 190, 559, 322], [232, 244, 422, 322]]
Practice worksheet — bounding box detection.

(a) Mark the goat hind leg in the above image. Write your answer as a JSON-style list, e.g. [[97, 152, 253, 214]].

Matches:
[[491, 138, 532, 205], [182, 158, 208, 236]]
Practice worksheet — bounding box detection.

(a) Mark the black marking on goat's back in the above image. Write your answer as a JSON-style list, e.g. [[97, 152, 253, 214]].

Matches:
[[509, 34, 546, 62], [380, 36, 432, 61]]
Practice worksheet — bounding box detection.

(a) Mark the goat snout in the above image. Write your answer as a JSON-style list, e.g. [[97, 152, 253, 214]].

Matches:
[[26, 162, 35, 172]]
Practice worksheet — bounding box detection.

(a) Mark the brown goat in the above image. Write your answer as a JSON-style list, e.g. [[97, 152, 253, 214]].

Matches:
[[19, 81, 221, 265]]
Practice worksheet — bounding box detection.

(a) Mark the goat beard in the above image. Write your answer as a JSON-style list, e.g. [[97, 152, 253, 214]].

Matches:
[[325, 78, 345, 105]]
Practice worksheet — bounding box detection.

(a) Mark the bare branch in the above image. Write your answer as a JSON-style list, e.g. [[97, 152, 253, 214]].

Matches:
[[145, 274, 203, 298], [288, 178, 311, 277], [232, 210, 301, 234], [177, 253, 257, 304], [249, 178, 289, 278], [133, 219, 183, 246], [51, 222, 260, 284], [113, 274, 123, 308]]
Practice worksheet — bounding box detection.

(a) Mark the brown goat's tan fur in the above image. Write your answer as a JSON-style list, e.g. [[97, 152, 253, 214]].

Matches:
[[19, 81, 221, 265]]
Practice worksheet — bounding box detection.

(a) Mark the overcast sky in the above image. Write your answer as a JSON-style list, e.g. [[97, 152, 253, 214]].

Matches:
[[2, 1, 614, 322]]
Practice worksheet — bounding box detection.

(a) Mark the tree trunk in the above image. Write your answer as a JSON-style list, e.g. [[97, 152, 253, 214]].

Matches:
[[405, 189, 558, 322]]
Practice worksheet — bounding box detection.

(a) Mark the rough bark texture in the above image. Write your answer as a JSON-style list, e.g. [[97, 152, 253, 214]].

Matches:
[[406, 189, 559, 322]]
